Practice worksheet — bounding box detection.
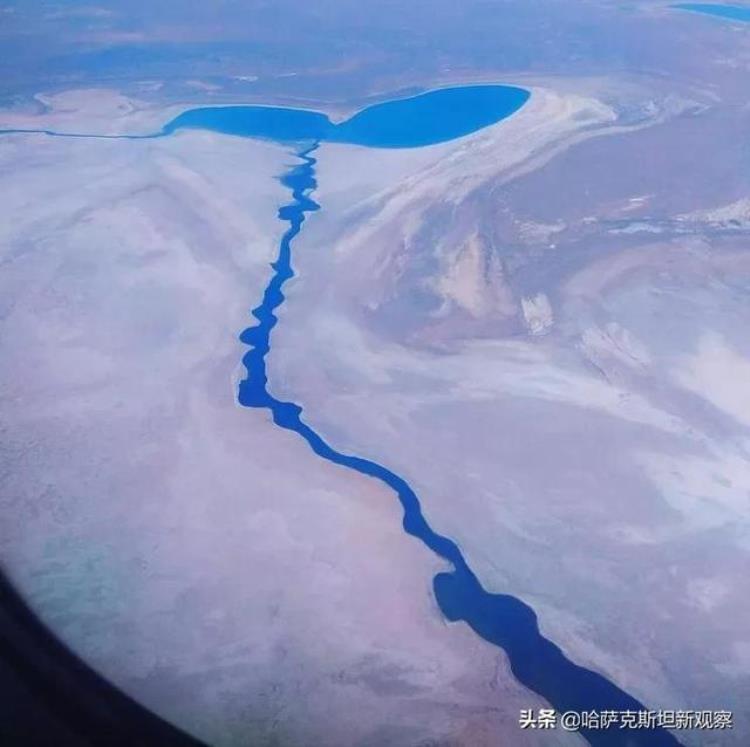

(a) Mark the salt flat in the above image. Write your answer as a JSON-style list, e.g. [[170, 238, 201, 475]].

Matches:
[[267, 79, 750, 745], [2, 1, 750, 741], [0, 107, 579, 746]]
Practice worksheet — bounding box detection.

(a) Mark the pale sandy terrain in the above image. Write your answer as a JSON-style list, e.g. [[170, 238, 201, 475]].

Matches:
[[3, 2, 750, 745], [0, 88, 186, 135], [267, 79, 750, 745], [0, 104, 581, 746]]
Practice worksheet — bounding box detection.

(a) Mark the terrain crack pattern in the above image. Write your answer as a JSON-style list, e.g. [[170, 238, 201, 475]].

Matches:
[[237, 145, 682, 747]]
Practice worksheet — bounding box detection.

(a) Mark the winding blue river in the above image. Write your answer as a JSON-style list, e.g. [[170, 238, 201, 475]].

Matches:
[[1, 85, 682, 745], [235, 145, 681, 747]]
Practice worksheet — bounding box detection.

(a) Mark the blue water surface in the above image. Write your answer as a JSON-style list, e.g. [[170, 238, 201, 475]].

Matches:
[[237, 147, 682, 746], [673, 3, 750, 21], [0, 85, 684, 746], [162, 84, 530, 147]]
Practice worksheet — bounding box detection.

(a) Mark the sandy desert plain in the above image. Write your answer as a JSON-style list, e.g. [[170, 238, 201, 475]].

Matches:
[[1, 2, 750, 746]]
